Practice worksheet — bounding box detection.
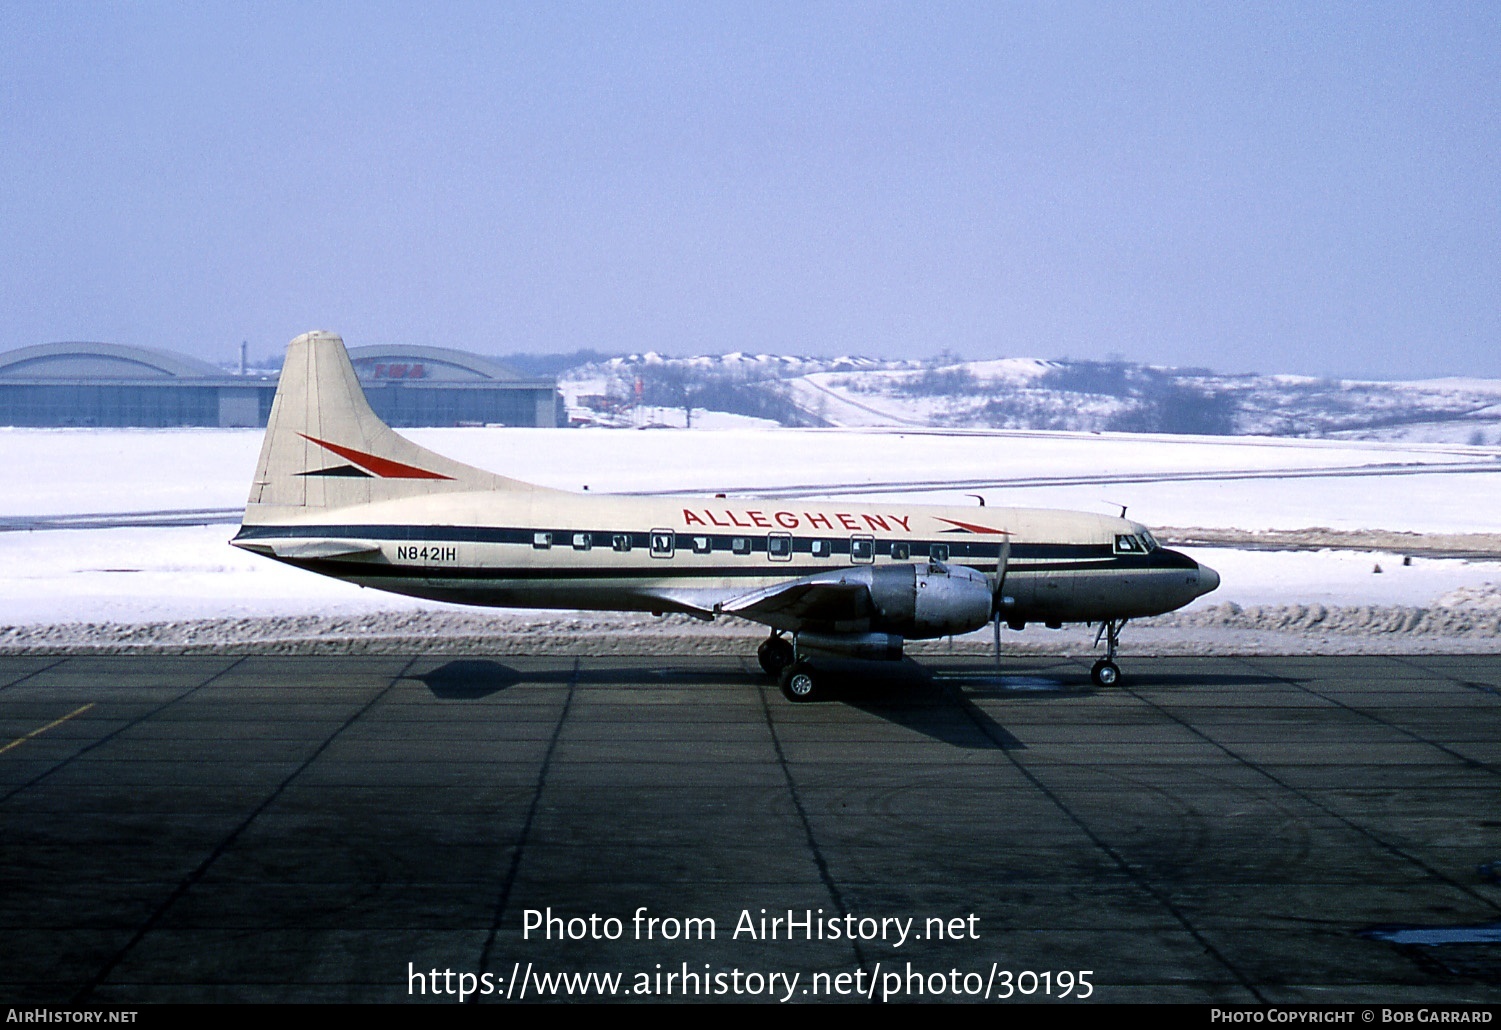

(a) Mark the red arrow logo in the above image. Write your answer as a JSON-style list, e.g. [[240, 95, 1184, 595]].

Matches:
[[934, 517, 1009, 535], [298, 434, 453, 480]]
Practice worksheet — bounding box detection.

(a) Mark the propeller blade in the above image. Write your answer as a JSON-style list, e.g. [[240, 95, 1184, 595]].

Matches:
[[993, 611, 1001, 672], [992, 537, 1011, 604], [992, 538, 1010, 673]]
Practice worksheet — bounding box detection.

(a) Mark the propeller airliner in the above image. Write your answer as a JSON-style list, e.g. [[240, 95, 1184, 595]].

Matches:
[[232, 332, 1220, 700]]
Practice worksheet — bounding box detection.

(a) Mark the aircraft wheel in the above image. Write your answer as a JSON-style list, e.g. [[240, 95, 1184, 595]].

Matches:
[[779, 661, 821, 703], [757, 636, 795, 678], [1091, 659, 1121, 688]]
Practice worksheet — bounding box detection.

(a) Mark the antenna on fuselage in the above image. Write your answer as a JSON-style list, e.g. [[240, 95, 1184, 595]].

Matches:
[[1103, 499, 1128, 519], [965, 493, 986, 507]]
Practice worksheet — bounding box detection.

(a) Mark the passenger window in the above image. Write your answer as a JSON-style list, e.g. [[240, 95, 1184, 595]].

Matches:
[[533, 531, 552, 550], [930, 543, 950, 562], [572, 533, 591, 551], [731, 537, 752, 555], [767, 533, 792, 561], [810, 539, 832, 558], [650, 530, 675, 558], [890, 542, 911, 560], [612, 534, 632, 552], [850, 535, 874, 564], [692, 535, 713, 554]]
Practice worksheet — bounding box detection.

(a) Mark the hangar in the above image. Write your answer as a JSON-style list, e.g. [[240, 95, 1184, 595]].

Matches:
[[345, 344, 558, 429], [0, 342, 271, 428], [0, 341, 559, 428]]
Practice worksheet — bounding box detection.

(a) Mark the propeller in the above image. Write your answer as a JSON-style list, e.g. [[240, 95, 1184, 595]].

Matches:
[[990, 537, 1011, 672]]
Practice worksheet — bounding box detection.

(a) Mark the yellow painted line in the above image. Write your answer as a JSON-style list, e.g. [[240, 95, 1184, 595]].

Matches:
[[0, 703, 96, 756]]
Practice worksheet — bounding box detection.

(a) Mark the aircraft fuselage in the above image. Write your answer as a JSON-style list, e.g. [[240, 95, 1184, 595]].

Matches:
[[233, 490, 1218, 637]]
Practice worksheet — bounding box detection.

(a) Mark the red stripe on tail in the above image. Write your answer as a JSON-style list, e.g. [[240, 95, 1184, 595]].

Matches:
[[298, 433, 454, 480]]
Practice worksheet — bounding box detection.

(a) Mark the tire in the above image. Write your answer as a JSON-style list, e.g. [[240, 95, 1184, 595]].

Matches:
[[779, 661, 820, 703], [1091, 659, 1121, 688], [757, 636, 794, 678]]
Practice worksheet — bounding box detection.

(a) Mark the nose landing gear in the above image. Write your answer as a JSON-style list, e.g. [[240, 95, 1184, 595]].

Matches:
[[1091, 619, 1126, 688]]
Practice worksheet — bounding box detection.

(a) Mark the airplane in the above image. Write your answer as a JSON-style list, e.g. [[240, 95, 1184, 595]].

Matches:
[[231, 331, 1221, 701]]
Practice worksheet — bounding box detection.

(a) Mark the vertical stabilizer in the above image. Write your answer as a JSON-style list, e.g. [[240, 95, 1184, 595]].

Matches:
[[243, 331, 535, 523]]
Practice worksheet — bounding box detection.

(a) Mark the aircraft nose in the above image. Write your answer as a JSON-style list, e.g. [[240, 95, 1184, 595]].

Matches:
[[1196, 562, 1220, 596]]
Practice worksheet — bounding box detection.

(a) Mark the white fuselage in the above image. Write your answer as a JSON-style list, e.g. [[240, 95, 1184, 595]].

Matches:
[[234, 490, 1219, 637]]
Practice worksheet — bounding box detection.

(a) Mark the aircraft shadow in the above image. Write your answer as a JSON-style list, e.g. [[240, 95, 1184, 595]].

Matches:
[[412, 659, 769, 697], [802, 659, 1029, 751], [410, 657, 1032, 751], [927, 657, 1095, 702], [413, 659, 524, 699], [1124, 672, 1284, 688], [940, 666, 1283, 696]]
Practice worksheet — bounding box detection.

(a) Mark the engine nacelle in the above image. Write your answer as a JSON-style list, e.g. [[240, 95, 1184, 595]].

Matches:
[[867, 562, 993, 639], [799, 631, 904, 661]]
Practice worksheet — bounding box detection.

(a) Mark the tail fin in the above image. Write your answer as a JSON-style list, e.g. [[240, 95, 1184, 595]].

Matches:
[[243, 331, 538, 523]]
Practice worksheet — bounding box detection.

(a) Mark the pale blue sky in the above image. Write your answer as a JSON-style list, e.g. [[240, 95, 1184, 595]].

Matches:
[[2, 2, 1497, 377]]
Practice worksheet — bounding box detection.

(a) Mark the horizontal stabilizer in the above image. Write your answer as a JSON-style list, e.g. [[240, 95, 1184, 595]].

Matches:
[[234, 538, 383, 560]]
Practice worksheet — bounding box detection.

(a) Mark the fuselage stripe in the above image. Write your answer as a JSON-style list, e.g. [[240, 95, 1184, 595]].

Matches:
[[234, 523, 1167, 563]]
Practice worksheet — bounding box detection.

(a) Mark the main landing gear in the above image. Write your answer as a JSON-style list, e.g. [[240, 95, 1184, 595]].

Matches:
[[758, 632, 824, 703], [779, 661, 821, 703], [757, 633, 794, 678], [1091, 619, 1125, 688]]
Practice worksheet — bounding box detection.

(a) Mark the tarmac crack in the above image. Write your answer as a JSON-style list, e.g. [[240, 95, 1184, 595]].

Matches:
[[1126, 663, 1501, 918], [0, 657, 69, 692], [473, 657, 579, 988], [757, 670, 872, 983], [71, 655, 418, 1004], [1391, 655, 1501, 703], [942, 678, 1270, 1004], [0, 656, 248, 807], [1249, 655, 1500, 779]]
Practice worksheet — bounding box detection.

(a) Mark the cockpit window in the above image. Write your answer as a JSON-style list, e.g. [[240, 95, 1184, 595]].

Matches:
[[1139, 530, 1159, 552], [1114, 534, 1145, 554]]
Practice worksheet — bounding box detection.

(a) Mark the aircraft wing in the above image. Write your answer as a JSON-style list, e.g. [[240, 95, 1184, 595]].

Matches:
[[720, 573, 874, 625]]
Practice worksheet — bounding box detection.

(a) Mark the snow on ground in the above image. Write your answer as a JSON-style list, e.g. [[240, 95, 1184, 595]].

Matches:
[[2, 426, 1500, 647], [1, 427, 265, 517], [8, 425, 1499, 527], [1180, 548, 1494, 608], [785, 376, 928, 427], [1325, 420, 1501, 445], [960, 358, 1056, 382], [0, 525, 440, 626], [618, 407, 781, 430]]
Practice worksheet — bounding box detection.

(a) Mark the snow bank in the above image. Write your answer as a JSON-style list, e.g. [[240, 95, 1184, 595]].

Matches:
[[4, 426, 1501, 655], [2, 601, 1496, 656]]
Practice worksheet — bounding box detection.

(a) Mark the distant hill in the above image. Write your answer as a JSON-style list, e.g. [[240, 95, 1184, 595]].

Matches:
[[497, 351, 1501, 444]]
